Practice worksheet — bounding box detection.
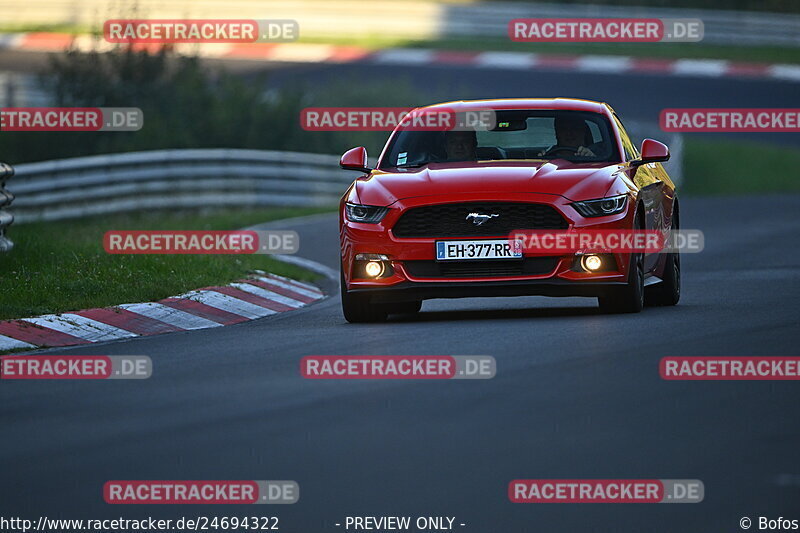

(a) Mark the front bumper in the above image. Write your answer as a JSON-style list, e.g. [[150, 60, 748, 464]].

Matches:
[[347, 277, 629, 303], [341, 192, 636, 301]]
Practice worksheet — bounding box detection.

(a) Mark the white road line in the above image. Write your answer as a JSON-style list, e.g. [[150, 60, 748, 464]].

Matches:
[[672, 59, 729, 77], [253, 276, 322, 299], [265, 43, 334, 62], [475, 51, 536, 69], [177, 289, 277, 319], [229, 283, 304, 308], [118, 302, 222, 330], [575, 55, 632, 73], [71, 35, 114, 53], [769, 64, 800, 82], [187, 42, 233, 58], [0, 333, 36, 351], [372, 48, 435, 65], [0, 33, 25, 49], [21, 314, 137, 342]]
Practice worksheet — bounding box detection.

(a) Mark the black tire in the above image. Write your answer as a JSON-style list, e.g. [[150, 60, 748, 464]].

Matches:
[[391, 300, 422, 315], [597, 212, 645, 314], [645, 252, 680, 306], [340, 269, 387, 323], [645, 205, 681, 306]]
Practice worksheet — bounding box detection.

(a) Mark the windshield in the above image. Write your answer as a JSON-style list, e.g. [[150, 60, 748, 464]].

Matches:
[[379, 109, 620, 169]]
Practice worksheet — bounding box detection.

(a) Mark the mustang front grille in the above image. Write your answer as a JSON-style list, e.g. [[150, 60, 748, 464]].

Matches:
[[392, 202, 567, 238]]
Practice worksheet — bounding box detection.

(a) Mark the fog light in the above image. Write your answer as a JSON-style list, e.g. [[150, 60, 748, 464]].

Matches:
[[582, 254, 603, 272], [364, 261, 385, 278]]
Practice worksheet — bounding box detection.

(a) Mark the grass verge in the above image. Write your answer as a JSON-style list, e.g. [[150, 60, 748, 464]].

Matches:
[[683, 138, 800, 195], [0, 206, 335, 321]]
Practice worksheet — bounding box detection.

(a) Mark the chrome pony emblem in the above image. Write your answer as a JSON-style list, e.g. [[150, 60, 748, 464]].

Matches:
[[466, 212, 499, 226]]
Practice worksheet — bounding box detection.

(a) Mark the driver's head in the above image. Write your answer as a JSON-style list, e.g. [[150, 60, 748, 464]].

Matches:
[[554, 115, 590, 148], [444, 130, 477, 161]]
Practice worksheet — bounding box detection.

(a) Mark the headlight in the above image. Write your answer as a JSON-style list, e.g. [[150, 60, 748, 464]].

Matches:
[[571, 195, 627, 218], [345, 203, 389, 223]]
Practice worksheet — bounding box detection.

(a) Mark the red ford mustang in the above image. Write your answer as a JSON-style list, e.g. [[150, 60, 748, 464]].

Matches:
[[338, 98, 679, 323]]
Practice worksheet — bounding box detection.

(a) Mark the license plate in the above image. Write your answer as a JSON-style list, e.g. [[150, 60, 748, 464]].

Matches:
[[436, 239, 522, 261]]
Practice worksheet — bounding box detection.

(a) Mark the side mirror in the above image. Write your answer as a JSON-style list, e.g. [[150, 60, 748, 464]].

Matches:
[[633, 139, 670, 166], [340, 146, 372, 173]]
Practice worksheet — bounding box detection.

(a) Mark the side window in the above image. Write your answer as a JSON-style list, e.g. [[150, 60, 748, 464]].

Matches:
[[613, 114, 639, 162]]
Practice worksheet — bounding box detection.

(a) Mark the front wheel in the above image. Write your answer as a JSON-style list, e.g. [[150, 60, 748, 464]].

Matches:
[[340, 270, 387, 323], [645, 251, 680, 306], [598, 250, 644, 314], [645, 203, 681, 307], [597, 214, 645, 314]]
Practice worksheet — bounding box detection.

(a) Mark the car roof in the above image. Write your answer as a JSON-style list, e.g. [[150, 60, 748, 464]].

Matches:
[[416, 98, 613, 114]]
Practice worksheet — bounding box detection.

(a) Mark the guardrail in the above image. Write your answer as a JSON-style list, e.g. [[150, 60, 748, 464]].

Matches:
[[8, 149, 353, 223], [8, 134, 682, 224], [0, 161, 15, 251]]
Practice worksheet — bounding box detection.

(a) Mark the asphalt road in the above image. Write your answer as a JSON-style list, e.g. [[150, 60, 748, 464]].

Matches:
[[2, 194, 800, 532], [2, 45, 800, 531]]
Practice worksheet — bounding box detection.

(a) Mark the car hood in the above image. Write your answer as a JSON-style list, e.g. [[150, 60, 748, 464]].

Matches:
[[355, 160, 625, 206]]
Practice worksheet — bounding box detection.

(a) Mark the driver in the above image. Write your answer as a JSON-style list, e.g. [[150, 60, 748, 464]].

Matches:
[[539, 116, 596, 157], [444, 130, 477, 161]]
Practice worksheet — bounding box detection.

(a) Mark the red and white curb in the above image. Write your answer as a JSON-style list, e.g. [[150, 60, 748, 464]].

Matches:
[[1, 32, 799, 83], [0, 272, 324, 352]]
